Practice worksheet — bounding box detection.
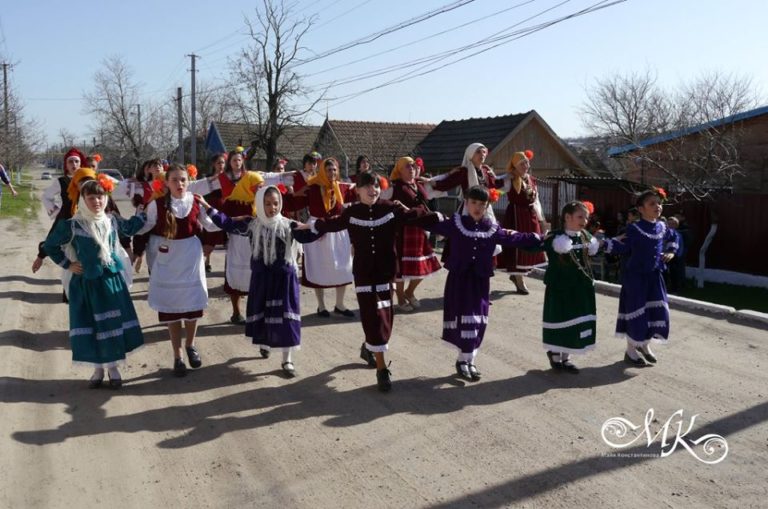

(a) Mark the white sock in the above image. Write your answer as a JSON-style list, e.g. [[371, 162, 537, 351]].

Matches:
[[282, 349, 293, 364], [625, 340, 641, 360], [107, 366, 121, 379], [314, 288, 326, 311], [457, 352, 472, 362], [90, 367, 104, 381], [561, 352, 570, 362], [638, 343, 654, 356], [335, 286, 346, 310]]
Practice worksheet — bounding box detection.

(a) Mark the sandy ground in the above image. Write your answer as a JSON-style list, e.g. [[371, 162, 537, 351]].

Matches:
[[0, 166, 766, 509]]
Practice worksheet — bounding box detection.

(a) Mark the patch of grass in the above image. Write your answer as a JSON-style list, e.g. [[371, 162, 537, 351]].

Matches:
[[676, 279, 768, 313], [0, 172, 38, 223]]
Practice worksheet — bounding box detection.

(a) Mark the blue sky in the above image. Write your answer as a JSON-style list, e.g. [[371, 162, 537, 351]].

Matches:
[[1, 0, 767, 146]]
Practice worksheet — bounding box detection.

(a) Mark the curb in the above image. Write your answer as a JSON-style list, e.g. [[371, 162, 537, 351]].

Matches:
[[527, 268, 763, 325]]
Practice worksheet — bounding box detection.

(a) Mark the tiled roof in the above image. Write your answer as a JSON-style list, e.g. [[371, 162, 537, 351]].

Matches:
[[210, 122, 321, 163], [321, 120, 436, 169], [415, 112, 531, 169]]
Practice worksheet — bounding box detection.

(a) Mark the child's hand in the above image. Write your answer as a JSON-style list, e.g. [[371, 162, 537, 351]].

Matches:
[[392, 200, 409, 212], [662, 253, 674, 263], [31, 257, 43, 273], [197, 196, 211, 210], [292, 222, 311, 231], [69, 262, 84, 275], [614, 234, 626, 241]]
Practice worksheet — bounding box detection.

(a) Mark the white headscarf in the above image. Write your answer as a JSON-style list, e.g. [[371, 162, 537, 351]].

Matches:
[[247, 185, 300, 266], [461, 142, 487, 189], [73, 195, 115, 267]]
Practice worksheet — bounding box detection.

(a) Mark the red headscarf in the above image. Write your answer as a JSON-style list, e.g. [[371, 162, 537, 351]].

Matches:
[[64, 147, 87, 166]]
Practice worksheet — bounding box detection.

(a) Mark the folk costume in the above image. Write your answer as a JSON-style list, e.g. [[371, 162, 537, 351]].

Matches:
[[390, 157, 441, 281], [424, 212, 541, 379], [136, 191, 220, 323], [207, 186, 316, 374], [43, 196, 146, 369], [605, 220, 677, 348], [542, 230, 600, 360]]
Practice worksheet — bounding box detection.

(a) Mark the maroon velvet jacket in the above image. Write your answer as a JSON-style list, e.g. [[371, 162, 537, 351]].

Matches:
[[312, 200, 438, 285], [151, 197, 205, 240], [390, 179, 431, 210], [430, 165, 503, 195]]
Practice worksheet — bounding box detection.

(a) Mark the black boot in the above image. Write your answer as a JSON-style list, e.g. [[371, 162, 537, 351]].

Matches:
[[359, 343, 376, 368], [376, 367, 392, 392]]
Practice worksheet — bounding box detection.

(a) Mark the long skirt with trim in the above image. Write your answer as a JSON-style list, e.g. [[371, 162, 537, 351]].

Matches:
[[246, 260, 301, 351], [542, 281, 596, 354], [397, 225, 441, 280], [224, 234, 250, 296], [67, 271, 144, 367], [500, 203, 547, 274], [355, 281, 393, 352], [615, 270, 670, 346], [442, 270, 489, 355]]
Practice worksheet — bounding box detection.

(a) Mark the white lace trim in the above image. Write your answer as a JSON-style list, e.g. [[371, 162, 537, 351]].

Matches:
[[93, 320, 140, 341], [246, 312, 265, 323], [542, 314, 597, 329], [453, 213, 498, 239], [461, 330, 479, 338], [617, 300, 669, 320], [349, 212, 395, 228], [355, 283, 391, 293], [266, 299, 283, 307], [401, 253, 438, 262], [460, 315, 488, 324], [632, 221, 666, 240], [93, 309, 121, 321], [376, 299, 392, 310], [444, 320, 457, 329]]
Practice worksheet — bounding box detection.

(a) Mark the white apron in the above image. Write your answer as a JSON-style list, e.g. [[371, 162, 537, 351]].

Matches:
[[147, 235, 208, 313], [304, 217, 353, 287], [225, 234, 252, 292]]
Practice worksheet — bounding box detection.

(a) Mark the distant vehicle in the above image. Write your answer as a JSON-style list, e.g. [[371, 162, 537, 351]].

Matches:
[[41, 172, 52, 180], [99, 169, 124, 181]]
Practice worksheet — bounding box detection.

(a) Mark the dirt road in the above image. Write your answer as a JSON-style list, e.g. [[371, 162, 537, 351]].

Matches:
[[0, 167, 765, 508]]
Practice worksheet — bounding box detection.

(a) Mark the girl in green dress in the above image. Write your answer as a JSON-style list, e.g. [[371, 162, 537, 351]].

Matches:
[[541, 201, 601, 373], [44, 178, 147, 389]]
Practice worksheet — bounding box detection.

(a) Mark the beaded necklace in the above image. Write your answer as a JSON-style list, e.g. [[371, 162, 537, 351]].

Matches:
[[567, 231, 594, 282]]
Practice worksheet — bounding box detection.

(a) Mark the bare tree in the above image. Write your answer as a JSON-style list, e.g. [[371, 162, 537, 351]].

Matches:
[[0, 61, 42, 172], [83, 56, 143, 166], [675, 71, 760, 127], [58, 128, 76, 148], [228, 0, 324, 170], [581, 69, 673, 146], [181, 81, 237, 136]]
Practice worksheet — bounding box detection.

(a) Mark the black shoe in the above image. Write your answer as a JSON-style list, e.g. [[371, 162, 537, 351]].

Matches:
[[173, 358, 188, 377], [282, 361, 296, 378], [317, 308, 331, 318], [546, 351, 563, 370], [205, 263, 212, 273], [624, 352, 648, 367], [260, 348, 270, 359], [107, 375, 122, 389], [376, 367, 392, 392], [360, 343, 377, 368], [468, 363, 482, 381], [561, 359, 580, 374], [230, 313, 246, 325], [636, 348, 657, 364], [455, 361, 472, 381], [334, 307, 355, 318], [88, 376, 103, 389], [186, 346, 202, 368]]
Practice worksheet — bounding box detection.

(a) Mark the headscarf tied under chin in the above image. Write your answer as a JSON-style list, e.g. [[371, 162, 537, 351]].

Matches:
[[306, 158, 343, 213], [248, 185, 300, 267], [73, 195, 114, 267], [389, 156, 414, 181], [226, 171, 265, 216], [461, 142, 487, 189], [67, 167, 98, 215]]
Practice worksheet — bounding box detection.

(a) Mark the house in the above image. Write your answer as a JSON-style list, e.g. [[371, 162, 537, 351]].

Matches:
[[415, 110, 592, 177], [205, 121, 321, 170], [607, 105, 768, 193], [312, 119, 436, 178]]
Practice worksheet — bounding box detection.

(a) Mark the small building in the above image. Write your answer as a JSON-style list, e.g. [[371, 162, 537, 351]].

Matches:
[[415, 110, 592, 177], [313, 119, 436, 178], [607, 105, 768, 194]]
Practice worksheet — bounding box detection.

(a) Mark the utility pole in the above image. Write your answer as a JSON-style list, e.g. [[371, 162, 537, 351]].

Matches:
[[136, 104, 142, 159], [2, 63, 9, 141], [176, 87, 183, 163], [187, 53, 199, 166]]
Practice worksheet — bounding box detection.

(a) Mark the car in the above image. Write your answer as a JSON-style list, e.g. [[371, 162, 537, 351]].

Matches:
[[41, 172, 52, 180], [99, 169, 124, 181]]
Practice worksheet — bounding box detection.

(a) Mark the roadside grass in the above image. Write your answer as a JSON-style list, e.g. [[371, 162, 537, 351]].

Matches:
[[676, 279, 768, 313], [0, 171, 38, 224]]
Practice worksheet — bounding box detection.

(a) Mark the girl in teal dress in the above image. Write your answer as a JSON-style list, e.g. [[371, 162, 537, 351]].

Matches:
[[44, 178, 146, 389]]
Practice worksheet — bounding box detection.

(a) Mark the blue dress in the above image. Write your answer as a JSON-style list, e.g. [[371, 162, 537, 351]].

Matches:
[[44, 214, 147, 367], [605, 220, 677, 346]]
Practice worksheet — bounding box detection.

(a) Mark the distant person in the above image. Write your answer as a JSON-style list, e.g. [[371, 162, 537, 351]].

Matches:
[[604, 190, 678, 367], [353, 154, 370, 184], [665, 216, 686, 293], [0, 163, 18, 210]]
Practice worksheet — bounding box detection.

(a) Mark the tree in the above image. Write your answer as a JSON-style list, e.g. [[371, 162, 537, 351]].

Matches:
[[228, 0, 324, 170], [581, 70, 762, 201], [0, 58, 42, 173], [83, 56, 143, 167]]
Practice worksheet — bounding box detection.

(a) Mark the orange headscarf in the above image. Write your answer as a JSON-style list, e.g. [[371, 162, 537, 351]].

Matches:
[[67, 167, 97, 215], [389, 156, 414, 181], [506, 150, 534, 194], [306, 158, 344, 213]]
